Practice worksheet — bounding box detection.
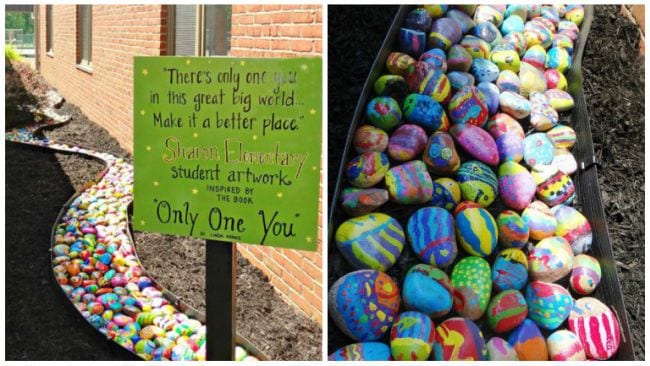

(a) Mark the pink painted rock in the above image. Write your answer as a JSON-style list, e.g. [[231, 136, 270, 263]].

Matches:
[[485, 113, 525, 140], [450, 123, 499, 166], [388, 124, 428, 162], [568, 297, 621, 360], [353, 125, 389, 153], [498, 162, 536, 211]]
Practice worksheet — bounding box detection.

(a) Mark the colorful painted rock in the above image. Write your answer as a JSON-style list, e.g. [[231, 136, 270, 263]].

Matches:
[[502, 32, 528, 57], [498, 161, 536, 210], [447, 9, 476, 34], [470, 58, 499, 83], [460, 35, 491, 59], [476, 82, 500, 115], [501, 15, 525, 35], [486, 113, 525, 139], [531, 164, 576, 207], [429, 17, 462, 50], [451, 256, 492, 320], [328, 270, 400, 341], [522, 44, 547, 70], [447, 45, 473, 72], [366, 97, 402, 131], [505, 5, 527, 20], [422, 68, 452, 104], [402, 93, 449, 132], [565, 6, 585, 26], [568, 297, 621, 360], [407, 207, 457, 268], [353, 125, 388, 154], [420, 48, 447, 72], [486, 337, 519, 360], [456, 207, 498, 257], [523, 23, 552, 50], [519, 61, 547, 97], [523, 133, 554, 167], [530, 91, 559, 131], [570, 254, 602, 295], [546, 46, 571, 73], [547, 330, 587, 361], [345, 152, 390, 188], [454, 200, 483, 215], [490, 48, 520, 73], [403, 264, 453, 318], [430, 177, 462, 212], [388, 124, 427, 162], [433, 318, 487, 360], [545, 89, 575, 112], [390, 311, 435, 361], [495, 131, 524, 163], [448, 86, 489, 127], [499, 91, 531, 119], [386, 52, 416, 76], [446, 71, 475, 91], [522, 200, 558, 240], [341, 187, 389, 217], [508, 319, 549, 360], [399, 28, 426, 58], [374, 75, 408, 101], [385, 160, 433, 204], [492, 248, 529, 291], [542, 6, 561, 26], [423, 132, 460, 175], [335, 213, 405, 271], [450, 123, 499, 166], [472, 21, 502, 47], [544, 69, 568, 90], [525, 281, 573, 330], [456, 160, 498, 207], [553, 33, 574, 55], [547, 124, 576, 149], [528, 236, 574, 283], [497, 211, 529, 249], [473, 5, 504, 26], [423, 5, 448, 19], [328, 342, 392, 361], [404, 61, 433, 93], [496, 70, 521, 93], [551, 148, 578, 175], [552, 205, 593, 254], [487, 290, 528, 333], [405, 8, 433, 32]]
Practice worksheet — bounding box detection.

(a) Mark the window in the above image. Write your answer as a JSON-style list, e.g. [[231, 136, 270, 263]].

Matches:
[[77, 5, 92, 69], [45, 5, 53, 54], [168, 5, 231, 56]]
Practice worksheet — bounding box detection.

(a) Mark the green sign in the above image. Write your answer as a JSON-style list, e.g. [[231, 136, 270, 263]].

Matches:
[[133, 57, 321, 251]]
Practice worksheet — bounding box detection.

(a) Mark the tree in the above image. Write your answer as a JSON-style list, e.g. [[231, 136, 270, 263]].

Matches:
[[5, 12, 34, 34]]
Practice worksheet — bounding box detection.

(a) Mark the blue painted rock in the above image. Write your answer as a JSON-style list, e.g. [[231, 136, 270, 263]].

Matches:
[[498, 161, 536, 210], [456, 160, 498, 207], [386, 52, 416, 76], [552, 205, 593, 254], [551, 148, 577, 175], [477, 81, 500, 114], [430, 177, 462, 212], [497, 211, 529, 249], [522, 44, 547, 70], [526, 281, 573, 330], [447, 9, 476, 34], [490, 48, 520, 73], [472, 21, 502, 47], [542, 6, 561, 26], [460, 35, 491, 59], [568, 297, 621, 360], [450, 123, 499, 166], [492, 248, 529, 291], [545, 89, 574, 112], [501, 15, 525, 35], [446, 71, 475, 91], [328, 270, 400, 341], [486, 113, 525, 139], [470, 58, 499, 83], [388, 124, 427, 162], [519, 62, 547, 97], [402, 93, 449, 132], [407, 207, 457, 268], [451, 256, 492, 320], [570, 254, 601, 295], [499, 91, 531, 119], [547, 124, 576, 149], [507, 319, 549, 360], [399, 28, 426, 58], [433, 318, 487, 360], [328, 342, 392, 361], [495, 131, 524, 163], [335, 213, 405, 271], [366, 96, 402, 131], [345, 152, 390, 188], [505, 5, 528, 20], [420, 48, 447, 72], [528, 236, 574, 283], [486, 337, 519, 360], [545, 46, 571, 73], [530, 91, 559, 131], [523, 133, 554, 167], [531, 164, 576, 207], [522, 200, 558, 240], [502, 32, 528, 57], [496, 70, 521, 93], [374, 75, 408, 101], [390, 311, 435, 360], [428, 17, 462, 50], [487, 289, 528, 333], [353, 125, 388, 154], [385, 160, 433, 204], [405, 8, 433, 32], [403, 264, 453, 318], [448, 86, 489, 126], [341, 187, 389, 217], [547, 330, 587, 361], [423, 132, 459, 175], [423, 5, 448, 19], [473, 5, 504, 26], [447, 45, 473, 72], [455, 207, 498, 257]]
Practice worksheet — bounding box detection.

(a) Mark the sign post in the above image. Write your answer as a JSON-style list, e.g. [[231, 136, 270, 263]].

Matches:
[[206, 241, 236, 360]]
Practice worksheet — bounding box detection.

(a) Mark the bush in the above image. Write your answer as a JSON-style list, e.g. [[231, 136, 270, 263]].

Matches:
[[5, 43, 22, 62]]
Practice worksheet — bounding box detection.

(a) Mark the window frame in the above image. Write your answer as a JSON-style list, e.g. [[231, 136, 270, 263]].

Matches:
[[76, 5, 92, 72], [45, 5, 53, 56], [167, 5, 230, 57]]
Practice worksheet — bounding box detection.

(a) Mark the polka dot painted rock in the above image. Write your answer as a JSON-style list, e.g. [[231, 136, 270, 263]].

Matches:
[[456, 207, 498, 257], [530, 91, 559, 131], [429, 17, 462, 50], [341, 187, 389, 217], [571, 254, 602, 295], [446, 71, 475, 91], [402, 93, 449, 132], [507, 319, 549, 360], [423, 132, 460, 175], [552, 205, 593, 254], [473, 5, 504, 26], [374, 75, 408, 101], [328, 270, 400, 342], [547, 124, 576, 149], [403, 264, 453, 318], [328, 342, 392, 361], [522, 200, 558, 240], [446, 45, 473, 72], [433, 318, 488, 360], [472, 21, 503, 47], [525, 281, 573, 330], [544, 69, 568, 90], [523, 133, 554, 167], [398, 28, 426, 58], [568, 297, 621, 360], [460, 35, 491, 59], [448, 86, 489, 127], [386, 52, 416, 76], [486, 112, 525, 139], [456, 160, 498, 207], [498, 161, 536, 210], [450, 123, 499, 166], [492, 248, 529, 291], [451, 256, 492, 320], [495, 131, 524, 163], [545, 46, 572, 73], [487, 289, 528, 333], [353, 125, 388, 154], [486, 337, 519, 360], [430, 177, 462, 212], [388, 124, 427, 162], [335, 213, 405, 271], [477, 81, 500, 115], [522, 44, 547, 70], [385, 160, 433, 204], [528, 236, 574, 283], [496, 70, 521, 93], [405, 8, 433, 32], [447, 9, 476, 34], [346, 152, 390, 188], [519, 61, 547, 97], [499, 91, 531, 119], [366, 97, 402, 131], [497, 211, 529, 249], [531, 164, 576, 207], [547, 330, 587, 361], [551, 148, 577, 175], [545, 88, 575, 112], [420, 48, 447, 71], [470, 58, 499, 83], [390, 311, 435, 360], [407, 207, 457, 268]]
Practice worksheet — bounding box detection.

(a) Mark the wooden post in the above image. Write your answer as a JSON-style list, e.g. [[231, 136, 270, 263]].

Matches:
[[206, 241, 236, 360]]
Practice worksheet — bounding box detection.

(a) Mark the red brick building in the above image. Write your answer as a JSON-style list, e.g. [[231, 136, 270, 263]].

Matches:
[[34, 4, 322, 323]]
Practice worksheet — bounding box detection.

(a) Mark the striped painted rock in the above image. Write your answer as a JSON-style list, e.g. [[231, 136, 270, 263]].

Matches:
[[455, 207, 497, 257], [486, 289, 528, 333], [407, 207, 457, 268], [568, 297, 621, 360], [390, 311, 435, 360]]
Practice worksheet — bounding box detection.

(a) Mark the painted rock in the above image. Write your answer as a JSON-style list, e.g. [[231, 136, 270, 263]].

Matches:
[[544, 69, 568, 90], [428, 17, 462, 50], [526, 281, 573, 330], [487, 290, 528, 333], [454, 201, 483, 215], [423, 132, 460, 175], [353, 125, 388, 154], [519, 62, 547, 97], [456, 207, 498, 257], [523, 133, 554, 167], [499, 91, 531, 119], [547, 329, 587, 361], [345, 152, 390, 188], [448, 86, 489, 127], [508, 319, 549, 360], [497, 211, 529, 249], [501, 15, 525, 35], [420, 48, 447, 72], [495, 131, 524, 163], [553, 33, 574, 55], [547, 124, 576, 149], [430, 177, 462, 212], [450, 123, 499, 166], [528, 236, 574, 283], [502, 32, 528, 57], [386, 52, 416, 76], [399, 28, 426, 58], [470, 58, 499, 83], [496, 70, 521, 93], [522, 44, 547, 70], [477, 81, 500, 115], [473, 5, 504, 26], [498, 161, 536, 210], [460, 35, 491, 59], [490, 49, 520, 73], [447, 9, 476, 34], [570, 254, 602, 295], [559, 19, 580, 39], [446, 71, 475, 91], [385, 160, 433, 204], [487, 337, 519, 360], [522, 200, 558, 240], [456, 160, 498, 207], [335, 213, 405, 271], [565, 6, 585, 26], [492, 248, 529, 291], [374, 75, 408, 101], [531, 164, 576, 207], [405, 8, 433, 32], [404, 61, 433, 93], [422, 68, 452, 104], [341, 187, 389, 217], [433, 318, 487, 360], [447, 45, 473, 72], [366, 97, 402, 131], [423, 5, 448, 19], [505, 5, 527, 20], [328, 270, 400, 341], [388, 124, 427, 162], [451, 256, 492, 320], [546, 46, 572, 73], [527, 5, 542, 19], [486, 113, 525, 139], [530, 91, 559, 131], [542, 6, 561, 26], [551, 148, 578, 175], [328, 342, 392, 361], [552, 205, 593, 254], [402, 93, 449, 132], [523, 23, 553, 49], [403, 264, 453, 318], [407, 207, 457, 268], [545, 89, 575, 112], [568, 297, 620, 360], [472, 21, 503, 47], [390, 311, 435, 361]]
